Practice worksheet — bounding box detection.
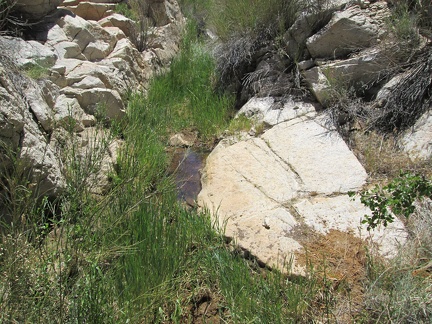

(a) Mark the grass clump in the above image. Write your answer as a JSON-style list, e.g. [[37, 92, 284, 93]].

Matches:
[[361, 199, 432, 323], [22, 62, 50, 80], [139, 21, 234, 143]]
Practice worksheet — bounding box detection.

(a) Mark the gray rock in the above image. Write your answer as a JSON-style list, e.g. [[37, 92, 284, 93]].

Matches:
[[61, 87, 125, 120], [24, 81, 55, 132], [62, 2, 116, 21], [0, 37, 57, 69], [302, 48, 390, 105], [53, 94, 96, 131], [306, 4, 388, 59], [51, 41, 85, 60], [98, 14, 137, 39], [400, 108, 432, 160], [238, 97, 316, 126], [57, 14, 116, 58], [0, 58, 65, 196]]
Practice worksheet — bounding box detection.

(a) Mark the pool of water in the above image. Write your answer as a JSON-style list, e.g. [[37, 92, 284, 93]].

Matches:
[[168, 148, 207, 206]]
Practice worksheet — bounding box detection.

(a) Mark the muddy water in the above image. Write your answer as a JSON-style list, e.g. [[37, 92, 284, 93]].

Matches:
[[169, 148, 207, 206]]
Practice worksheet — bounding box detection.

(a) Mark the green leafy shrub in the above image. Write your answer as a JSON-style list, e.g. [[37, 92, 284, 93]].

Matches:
[[350, 172, 432, 230]]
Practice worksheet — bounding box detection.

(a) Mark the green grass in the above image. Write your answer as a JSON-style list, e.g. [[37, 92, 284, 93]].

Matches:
[[203, 0, 303, 40], [23, 63, 50, 80], [0, 19, 321, 322], [7, 2, 431, 323]]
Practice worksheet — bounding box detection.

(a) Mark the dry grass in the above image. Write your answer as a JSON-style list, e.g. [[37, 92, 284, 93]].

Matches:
[[350, 131, 432, 183], [362, 199, 432, 323]]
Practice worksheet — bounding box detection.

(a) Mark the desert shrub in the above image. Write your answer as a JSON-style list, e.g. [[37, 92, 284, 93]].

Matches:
[[388, 0, 432, 39], [350, 131, 432, 180], [115, 2, 137, 20], [386, 1, 421, 52], [212, 0, 329, 97], [351, 172, 432, 229], [207, 0, 303, 41], [372, 46, 432, 132], [115, 0, 151, 51]]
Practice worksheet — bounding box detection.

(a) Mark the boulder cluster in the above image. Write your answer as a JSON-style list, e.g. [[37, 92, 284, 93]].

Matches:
[[198, 0, 431, 273], [0, 0, 184, 196]]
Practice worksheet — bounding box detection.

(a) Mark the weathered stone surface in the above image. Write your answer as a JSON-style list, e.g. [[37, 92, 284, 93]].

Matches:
[[57, 14, 117, 60], [99, 14, 137, 39], [83, 40, 115, 61], [400, 109, 432, 160], [53, 94, 96, 131], [24, 81, 56, 132], [238, 96, 317, 126], [61, 87, 125, 120], [148, 0, 183, 26], [46, 24, 69, 45], [15, 0, 64, 20], [263, 116, 368, 194], [198, 113, 403, 274], [282, 1, 349, 60], [64, 2, 116, 21], [302, 48, 390, 105], [102, 26, 127, 40], [0, 58, 65, 196], [0, 37, 57, 68], [20, 126, 66, 196], [306, 3, 388, 59], [52, 41, 85, 60], [0, 62, 27, 149], [73, 75, 106, 89]]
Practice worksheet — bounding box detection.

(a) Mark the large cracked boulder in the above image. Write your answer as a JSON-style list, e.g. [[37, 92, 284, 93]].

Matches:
[[0, 57, 66, 197], [302, 48, 391, 105], [306, 3, 389, 59], [198, 103, 406, 274]]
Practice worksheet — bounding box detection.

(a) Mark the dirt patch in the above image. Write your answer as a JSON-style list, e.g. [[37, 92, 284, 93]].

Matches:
[[190, 290, 225, 324], [296, 229, 368, 322]]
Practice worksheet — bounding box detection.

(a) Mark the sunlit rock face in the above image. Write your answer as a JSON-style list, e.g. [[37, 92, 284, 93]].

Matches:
[[0, 0, 185, 199], [198, 107, 407, 274]]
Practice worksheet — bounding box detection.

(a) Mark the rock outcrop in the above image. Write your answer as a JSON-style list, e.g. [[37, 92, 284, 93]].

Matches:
[[0, 0, 185, 202], [301, 2, 392, 104], [198, 0, 429, 273], [0, 57, 66, 197], [198, 100, 406, 274]]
